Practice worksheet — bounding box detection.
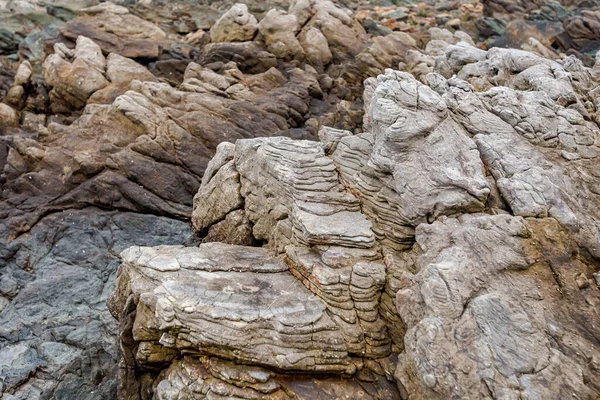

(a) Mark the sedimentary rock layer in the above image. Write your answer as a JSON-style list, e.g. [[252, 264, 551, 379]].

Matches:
[[112, 34, 600, 400]]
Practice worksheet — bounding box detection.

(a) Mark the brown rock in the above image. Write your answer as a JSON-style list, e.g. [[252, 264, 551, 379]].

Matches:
[[61, 7, 167, 59]]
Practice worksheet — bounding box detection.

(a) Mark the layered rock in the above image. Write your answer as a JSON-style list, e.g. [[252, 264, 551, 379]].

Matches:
[[0, 2, 426, 398], [3, 1, 600, 400], [112, 41, 600, 400]]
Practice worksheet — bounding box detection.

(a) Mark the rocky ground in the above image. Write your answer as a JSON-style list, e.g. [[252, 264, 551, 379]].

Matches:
[[1, 0, 600, 399]]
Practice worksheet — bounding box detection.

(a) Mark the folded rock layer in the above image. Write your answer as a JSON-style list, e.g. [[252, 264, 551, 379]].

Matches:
[[2, 1, 600, 399], [112, 38, 600, 400]]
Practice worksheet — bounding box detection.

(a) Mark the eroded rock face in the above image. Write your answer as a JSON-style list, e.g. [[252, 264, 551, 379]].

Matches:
[[3, 1, 600, 400], [0, 2, 427, 398], [0, 209, 192, 400], [394, 215, 600, 399], [112, 41, 600, 400]]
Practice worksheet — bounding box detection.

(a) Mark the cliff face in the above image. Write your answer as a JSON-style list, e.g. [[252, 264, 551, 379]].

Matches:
[[110, 37, 600, 399]]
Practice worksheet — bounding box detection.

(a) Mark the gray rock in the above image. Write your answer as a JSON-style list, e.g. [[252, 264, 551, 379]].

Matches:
[[0, 209, 192, 400], [111, 243, 356, 373]]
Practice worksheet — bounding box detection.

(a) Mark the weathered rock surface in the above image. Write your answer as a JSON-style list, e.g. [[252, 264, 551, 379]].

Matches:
[[112, 40, 600, 400], [209, 3, 258, 43], [3, 1, 600, 399], [1, 2, 425, 398], [395, 215, 600, 399], [60, 4, 168, 60], [0, 209, 192, 400]]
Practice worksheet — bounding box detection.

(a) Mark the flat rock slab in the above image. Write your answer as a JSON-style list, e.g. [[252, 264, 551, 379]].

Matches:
[[154, 356, 399, 400], [293, 208, 375, 248], [121, 243, 288, 273], [116, 243, 355, 373]]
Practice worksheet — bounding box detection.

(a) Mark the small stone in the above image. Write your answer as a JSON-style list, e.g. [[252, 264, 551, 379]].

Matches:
[[0, 276, 18, 297], [576, 273, 590, 289], [0, 103, 18, 127]]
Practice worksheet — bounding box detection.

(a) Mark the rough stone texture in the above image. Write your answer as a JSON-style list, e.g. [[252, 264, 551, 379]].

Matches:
[[60, 5, 168, 59], [0, 2, 426, 397], [111, 244, 357, 372], [112, 40, 600, 400], [209, 3, 258, 43], [3, 1, 600, 399], [394, 215, 600, 399], [0, 209, 192, 400]]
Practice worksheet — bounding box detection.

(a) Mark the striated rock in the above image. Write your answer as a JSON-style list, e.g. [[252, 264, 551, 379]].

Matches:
[[209, 3, 258, 43], [333, 70, 490, 249], [111, 243, 357, 373], [154, 356, 398, 400], [4, 2, 600, 400], [233, 137, 375, 249], [111, 38, 600, 400]]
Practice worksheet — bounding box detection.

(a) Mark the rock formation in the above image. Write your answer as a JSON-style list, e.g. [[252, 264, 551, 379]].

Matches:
[[2, 0, 600, 399], [109, 36, 600, 399], [0, 1, 420, 398]]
